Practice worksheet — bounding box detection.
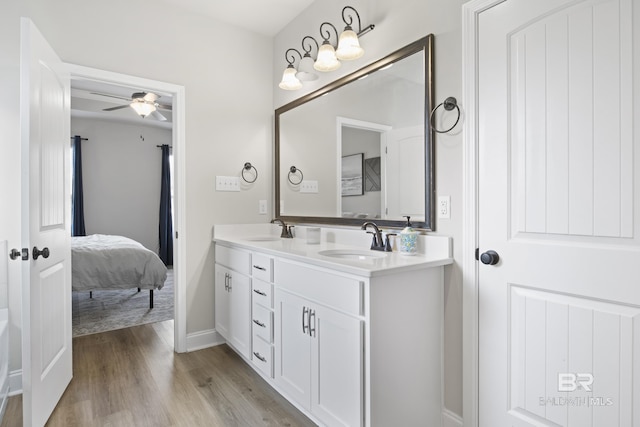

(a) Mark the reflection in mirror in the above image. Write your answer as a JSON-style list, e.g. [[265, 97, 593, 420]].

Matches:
[[275, 35, 434, 230]]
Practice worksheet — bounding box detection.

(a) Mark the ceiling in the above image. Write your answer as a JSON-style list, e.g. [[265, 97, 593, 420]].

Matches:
[[158, 0, 316, 37], [70, 0, 316, 129]]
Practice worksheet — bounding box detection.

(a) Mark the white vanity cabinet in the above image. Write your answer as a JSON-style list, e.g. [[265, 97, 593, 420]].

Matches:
[[213, 226, 450, 427], [276, 289, 363, 427], [214, 245, 252, 360]]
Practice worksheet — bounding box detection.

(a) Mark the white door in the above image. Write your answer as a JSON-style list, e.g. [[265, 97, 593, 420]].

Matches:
[[214, 265, 231, 340], [385, 126, 424, 221], [275, 290, 311, 410], [477, 0, 640, 425], [311, 305, 363, 427], [227, 271, 251, 359], [20, 18, 72, 427]]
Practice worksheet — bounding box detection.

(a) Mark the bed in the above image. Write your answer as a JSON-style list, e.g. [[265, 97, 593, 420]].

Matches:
[[71, 234, 168, 308]]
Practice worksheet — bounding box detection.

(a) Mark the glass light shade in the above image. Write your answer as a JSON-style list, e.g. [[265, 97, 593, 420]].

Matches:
[[279, 65, 303, 90], [130, 101, 156, 118], [296, 55, 318, 81], [336, 27, 364, 60], [314, 42, 341, 72]]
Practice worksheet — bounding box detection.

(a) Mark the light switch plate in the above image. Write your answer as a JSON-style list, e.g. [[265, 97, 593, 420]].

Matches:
[[216, 176, 240, 192], [259, 200, 267, 215], [300, 180, 319, 193]]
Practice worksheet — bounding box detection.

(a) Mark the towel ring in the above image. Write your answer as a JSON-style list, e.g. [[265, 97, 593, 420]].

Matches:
[[429, 96, 460, 134], [288, 166, 303, 185], [241, 162, 258, 183]]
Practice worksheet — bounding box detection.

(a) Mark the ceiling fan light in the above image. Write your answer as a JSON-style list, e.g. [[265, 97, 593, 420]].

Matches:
[[130, 100, 156, 118], [296, 55, 318, 81], [336, 27, 364, 60], [314, 42, 341, 72], [279, 65, 303, 90]]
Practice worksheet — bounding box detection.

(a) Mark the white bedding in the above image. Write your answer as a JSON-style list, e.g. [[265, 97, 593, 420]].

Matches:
[[71, 234, 167, 292]]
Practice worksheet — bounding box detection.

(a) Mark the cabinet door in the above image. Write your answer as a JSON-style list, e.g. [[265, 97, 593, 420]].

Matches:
[[275, 290, 311, 410], [214, 265, 231, 340], [227, 270, 251, 360], [311, 306, 363, 427]]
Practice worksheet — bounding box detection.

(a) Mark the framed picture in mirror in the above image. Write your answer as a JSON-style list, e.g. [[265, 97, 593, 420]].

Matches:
[[341, 153, 364, 196]]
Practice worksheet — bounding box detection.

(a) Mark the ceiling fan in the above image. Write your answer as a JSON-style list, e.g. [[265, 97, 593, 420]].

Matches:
[[96, 91, 172, 121]]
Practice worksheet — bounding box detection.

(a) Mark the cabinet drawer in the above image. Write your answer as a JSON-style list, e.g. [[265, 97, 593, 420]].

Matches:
[[252, 336, 273, 378], [252, 303, 273, 343], [251, 253, 273, 282], [274, 259, 363, 316], [252, 279, 273, 309], [215, 245, 250, 275]]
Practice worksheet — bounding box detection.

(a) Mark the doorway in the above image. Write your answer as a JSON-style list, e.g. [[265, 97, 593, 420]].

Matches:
[[67, 63, 187, 352]]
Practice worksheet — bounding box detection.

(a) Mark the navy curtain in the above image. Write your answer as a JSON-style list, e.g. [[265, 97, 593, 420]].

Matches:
[[159, 144, 173, 266], [71, 135, 86, 236]]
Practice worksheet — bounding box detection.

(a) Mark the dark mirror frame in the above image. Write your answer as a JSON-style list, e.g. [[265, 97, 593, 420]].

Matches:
[[275, 34, 435, 230]]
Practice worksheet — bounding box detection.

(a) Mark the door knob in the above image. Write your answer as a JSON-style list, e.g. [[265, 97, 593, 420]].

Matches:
[[32, 246, 50, 260], [10, 248, 29, 261], [480, 250, 499, 265]]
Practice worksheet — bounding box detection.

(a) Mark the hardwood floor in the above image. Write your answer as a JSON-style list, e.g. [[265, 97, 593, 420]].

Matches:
[[1, 320, 316, 427]]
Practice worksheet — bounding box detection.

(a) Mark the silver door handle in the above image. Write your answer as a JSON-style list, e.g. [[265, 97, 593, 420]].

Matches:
[[308, 309, 316, 337], [302, 306, 309, 334]]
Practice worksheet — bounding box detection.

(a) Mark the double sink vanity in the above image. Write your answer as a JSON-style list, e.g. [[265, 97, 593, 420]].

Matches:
[[213, 223, 452, 427]]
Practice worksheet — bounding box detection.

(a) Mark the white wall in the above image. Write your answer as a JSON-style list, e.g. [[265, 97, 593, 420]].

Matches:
[[1, 0, 273, 380], [71, 118, 171, 253], [274, 0, 466, 417]]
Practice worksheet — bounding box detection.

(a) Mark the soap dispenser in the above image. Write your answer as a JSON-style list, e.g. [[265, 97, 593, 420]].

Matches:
[[399, 216, 419, 256]]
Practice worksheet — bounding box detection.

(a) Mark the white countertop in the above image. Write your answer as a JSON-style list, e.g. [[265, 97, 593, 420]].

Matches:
[[213, 224, 453, 277]]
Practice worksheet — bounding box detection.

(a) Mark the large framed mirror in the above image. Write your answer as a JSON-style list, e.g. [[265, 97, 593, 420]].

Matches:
[[275, 35, 434, 230]]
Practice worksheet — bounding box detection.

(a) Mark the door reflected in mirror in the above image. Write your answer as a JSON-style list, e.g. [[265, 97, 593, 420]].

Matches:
[[275, 35, 434, 230]]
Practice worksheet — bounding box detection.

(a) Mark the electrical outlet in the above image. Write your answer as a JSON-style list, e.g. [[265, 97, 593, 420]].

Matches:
[[215, 176, 240, 192], [259, 200, 267, 215], [438, 196, 451, 219]]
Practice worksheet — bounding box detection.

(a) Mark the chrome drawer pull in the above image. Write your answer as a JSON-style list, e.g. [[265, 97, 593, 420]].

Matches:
[[253, 352, 267, 363], [253, 265, 267, 271], [253, 289, 267, 296], [253, 319, 266, 328]]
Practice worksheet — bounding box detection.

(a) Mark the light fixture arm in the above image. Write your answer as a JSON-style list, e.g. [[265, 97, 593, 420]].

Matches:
[[341, 6, 362, 32], [319, 22, 339, 45], [301, 36, 319, 57], [284, 48, 302, 66]]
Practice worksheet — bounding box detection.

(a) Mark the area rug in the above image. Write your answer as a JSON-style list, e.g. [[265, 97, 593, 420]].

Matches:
[[72, 269, 174, 337]]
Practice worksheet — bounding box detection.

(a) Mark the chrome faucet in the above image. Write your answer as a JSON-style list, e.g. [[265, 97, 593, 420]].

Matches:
[[361, 221, 393, 251], [271, 218, 294, 238]]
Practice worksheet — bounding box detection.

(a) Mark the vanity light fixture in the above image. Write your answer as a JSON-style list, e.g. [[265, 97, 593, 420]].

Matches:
[[130, 99, 157, 118], [279, 48, 303, 91], [336, 6, 374, 60], [296, 36, 319, 81], [278, 5, 375, 90], [314, 22, 341, 72]]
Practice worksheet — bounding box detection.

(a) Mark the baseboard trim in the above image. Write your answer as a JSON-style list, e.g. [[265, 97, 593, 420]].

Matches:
[[443, 407, 463, 427], [8, 370, 21, 396], [186, 329, 225, 352]]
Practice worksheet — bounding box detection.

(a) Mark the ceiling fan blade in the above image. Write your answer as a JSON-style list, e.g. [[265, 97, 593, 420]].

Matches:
[[156, 103, 172, 111], [91, 92, 132, 101], [150, 110, 167, 121], [103, 104, 130, 112]]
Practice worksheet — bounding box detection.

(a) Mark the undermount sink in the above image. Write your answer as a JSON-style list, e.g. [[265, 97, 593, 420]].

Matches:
[[243, 236, 281, 242], [318, 249, 388, 260]]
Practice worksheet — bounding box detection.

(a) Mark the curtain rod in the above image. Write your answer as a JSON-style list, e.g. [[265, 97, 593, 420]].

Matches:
[[71, 135, 88, 141], [156, 145, 172, 148]]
